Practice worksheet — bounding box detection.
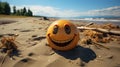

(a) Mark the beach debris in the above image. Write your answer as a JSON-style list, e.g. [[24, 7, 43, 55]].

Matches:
[[0, 34, 19, 54], [102, 23, 120, 29], [79, 22, 112, 49], [83, 30, 111, 43], [80, 37, 92, 45], [93, 42, 110, 50], [27, 35, 46, 42], [77, 24, 120, 36], [28, 52, 34, 56], [79, 23, 120, 48], [79, 22, 120, 43], [20, 29, 34, 32], [84, 22, 94, 27], [32, 36, 46, 41], [77, 26, 120, 36], [80, 37, 110, 50], [0, 34, 19, 67], [39, 16, 49, 20]]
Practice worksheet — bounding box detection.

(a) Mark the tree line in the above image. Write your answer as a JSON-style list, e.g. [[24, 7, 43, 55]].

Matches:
[[0, 2, 33, 16], [12, 6, 33, 16]]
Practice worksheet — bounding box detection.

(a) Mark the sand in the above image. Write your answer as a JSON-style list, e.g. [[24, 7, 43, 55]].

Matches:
[[0, 17, 120, 67]]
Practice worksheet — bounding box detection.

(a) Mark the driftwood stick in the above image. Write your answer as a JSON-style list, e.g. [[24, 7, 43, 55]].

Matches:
[[77, 26, 120, 36], [84, 22, 94, 27], [93, 42, 110, 50]]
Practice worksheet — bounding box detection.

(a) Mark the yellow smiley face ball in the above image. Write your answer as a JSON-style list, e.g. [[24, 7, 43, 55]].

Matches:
[[46, 20, 80, 51]]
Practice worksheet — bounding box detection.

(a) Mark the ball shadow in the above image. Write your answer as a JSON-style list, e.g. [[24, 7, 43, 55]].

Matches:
[[54, 45, 96, 63]]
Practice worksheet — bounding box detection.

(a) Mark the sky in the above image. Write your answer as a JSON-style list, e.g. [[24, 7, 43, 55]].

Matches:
[[1, 0, 120, 17]]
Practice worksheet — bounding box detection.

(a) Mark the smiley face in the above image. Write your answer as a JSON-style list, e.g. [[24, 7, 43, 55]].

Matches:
[[46, 20, 80, 51]]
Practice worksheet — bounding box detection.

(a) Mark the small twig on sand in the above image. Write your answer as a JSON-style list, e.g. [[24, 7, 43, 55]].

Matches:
[[0, 54, 8, 67], [92, 42, 110, 50], [84, 22, 94, 27]]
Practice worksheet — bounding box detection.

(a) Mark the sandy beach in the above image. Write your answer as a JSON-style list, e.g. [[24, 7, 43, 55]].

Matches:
[[0, 17, 120, 67]]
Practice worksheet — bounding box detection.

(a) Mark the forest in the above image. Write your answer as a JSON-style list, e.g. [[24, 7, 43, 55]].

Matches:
[[0, 2, 33, 16]]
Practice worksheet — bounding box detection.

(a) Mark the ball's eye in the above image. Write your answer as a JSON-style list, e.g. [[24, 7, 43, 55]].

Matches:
[[53, 25, 58, 34], [64, 25, 71, 34]]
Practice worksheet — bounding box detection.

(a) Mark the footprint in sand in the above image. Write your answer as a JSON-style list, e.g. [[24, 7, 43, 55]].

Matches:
[[13, 57, 36, 67]]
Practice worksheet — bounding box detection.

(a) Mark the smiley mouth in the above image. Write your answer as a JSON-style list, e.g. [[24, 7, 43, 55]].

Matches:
[[48, 34, 76, 47]]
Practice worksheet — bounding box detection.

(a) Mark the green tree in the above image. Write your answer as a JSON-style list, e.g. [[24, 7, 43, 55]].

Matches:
[[0, 2, 2, 14], [24, 12, 29, 16], [0, 2, 11, 15], [16, 10, 20, 15], [20, 9, 24, 15], [27, 9, 33, 16], [0, 2, 4, 14], [0, 2, 5, 14], [4, 2, 10, 15], [13, 6, 16, 14], [23, 7, 27, 15]]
